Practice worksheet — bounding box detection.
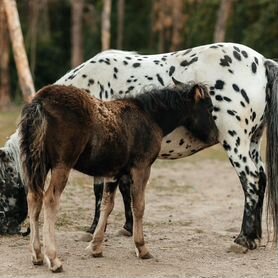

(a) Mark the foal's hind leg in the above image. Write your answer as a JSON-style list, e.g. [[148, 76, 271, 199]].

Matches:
[[131, 167, 152, 259], [90, 178, 118, 257], [27, 191, 43, 265], [43, 166, 70, 272]]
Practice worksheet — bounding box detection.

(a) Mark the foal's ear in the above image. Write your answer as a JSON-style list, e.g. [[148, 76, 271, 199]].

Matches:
[[192, 85, 206, 103]]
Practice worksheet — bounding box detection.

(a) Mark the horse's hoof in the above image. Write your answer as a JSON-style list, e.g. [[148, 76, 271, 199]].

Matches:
[[92, 251, 103, 258], [234, 234, 257, 250], [140, 252, 153, 259], [78, 232, 93, 242], [227, 243, 248, 254], [117, 228, 132, 237]]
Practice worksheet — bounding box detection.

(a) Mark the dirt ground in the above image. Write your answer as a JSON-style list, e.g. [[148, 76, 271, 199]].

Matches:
[[0, 147, 277, 278]]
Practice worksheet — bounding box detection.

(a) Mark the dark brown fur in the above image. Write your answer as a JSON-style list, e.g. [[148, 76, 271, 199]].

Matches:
[[19, 83, 217, 271]]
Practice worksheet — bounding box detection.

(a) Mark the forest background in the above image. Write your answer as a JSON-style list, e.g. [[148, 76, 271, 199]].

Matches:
[[0, 0, 277, 108]]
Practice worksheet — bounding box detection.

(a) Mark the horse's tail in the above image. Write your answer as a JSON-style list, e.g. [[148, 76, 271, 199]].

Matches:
[[19, 99, 49, 197], [265, 59, 278, 244]]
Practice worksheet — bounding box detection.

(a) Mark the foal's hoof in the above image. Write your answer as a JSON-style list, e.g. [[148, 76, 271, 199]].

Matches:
[[32, 254, 44, 266], [51, 265, 63, 273], [45, 256, 63, 273], [92, 251, 103, 258], [140, 252, 153, 260], [234, 234, 257, 250]]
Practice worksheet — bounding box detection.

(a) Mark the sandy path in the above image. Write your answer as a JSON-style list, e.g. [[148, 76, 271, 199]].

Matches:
[[0, 158, 277, 278]]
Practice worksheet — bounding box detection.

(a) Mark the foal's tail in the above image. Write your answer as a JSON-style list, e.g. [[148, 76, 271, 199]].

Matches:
[[265, 59, 278, 244], [19, 100, 49, 197]]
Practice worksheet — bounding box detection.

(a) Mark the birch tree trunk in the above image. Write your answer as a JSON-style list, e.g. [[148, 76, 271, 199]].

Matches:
[[117, 0, 124, 49], [214, 0, 233, 42], [3, 0, 35, 103], [0, 0, 11, 108], [71, 0, 84, 68], [101, 0, 111, 51]]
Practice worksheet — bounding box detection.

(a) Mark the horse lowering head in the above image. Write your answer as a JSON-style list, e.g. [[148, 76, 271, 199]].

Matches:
[[0, 148, 27, 234]]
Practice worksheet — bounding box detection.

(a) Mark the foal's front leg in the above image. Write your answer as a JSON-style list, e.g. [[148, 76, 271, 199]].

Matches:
[[43, 167, 70, 272], [89, 178, 118, 257], [131, 167, 152, 259]]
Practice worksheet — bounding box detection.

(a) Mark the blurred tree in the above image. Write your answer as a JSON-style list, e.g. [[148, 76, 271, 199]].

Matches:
[[152, 0, 186, 52], [71, 0, 84, 67], [0, 0, 11, 108], [214, 0, 233, 42], [27, 0, 44, 79], [2, 0, 277, 105], [117, 0, 124, 49], [102, 0, 111, 50], [171, 0, 186, 51], [3, 0, 35, 103]]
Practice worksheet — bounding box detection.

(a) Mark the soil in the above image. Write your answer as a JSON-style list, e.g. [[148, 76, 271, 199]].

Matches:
[[0, 151, 277, 278]]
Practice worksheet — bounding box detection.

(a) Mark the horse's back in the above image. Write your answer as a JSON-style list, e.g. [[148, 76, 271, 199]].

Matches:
[[55, 43, 268, 157]]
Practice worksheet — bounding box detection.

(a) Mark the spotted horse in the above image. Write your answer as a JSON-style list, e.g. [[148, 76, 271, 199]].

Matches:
[[0, 43, 278, 251]]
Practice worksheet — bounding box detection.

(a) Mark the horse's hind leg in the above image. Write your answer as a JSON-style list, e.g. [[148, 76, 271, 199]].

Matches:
[[248, 123, 266, 241], [90, 178, 118, 257], [27, 191, 43, 265], [87, 177, 104, 234], [43, 166, 70, 272], [222, 135, 263, 249], [131, 167, 152, 259], [119, 175, 133, 236]]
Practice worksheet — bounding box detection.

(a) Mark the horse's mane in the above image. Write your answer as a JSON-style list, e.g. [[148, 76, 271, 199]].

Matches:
[[127, 83, 198, 114]]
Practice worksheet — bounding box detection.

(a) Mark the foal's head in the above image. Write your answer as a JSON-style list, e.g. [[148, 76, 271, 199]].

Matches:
[[172, 79, 218, 144], [132, 79, 217, 143]]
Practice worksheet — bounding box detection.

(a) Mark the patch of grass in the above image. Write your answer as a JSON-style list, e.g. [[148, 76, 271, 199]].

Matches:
[[0, 106, 22, 146]]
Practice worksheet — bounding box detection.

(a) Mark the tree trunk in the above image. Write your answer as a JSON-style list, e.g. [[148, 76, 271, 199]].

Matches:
[[213, 0, 233, 43], [117, 0, 124, 49], [3, 0, 35, 103], [71, 0, 84, 68], [101, 0, 111, 51], [171, 0, 186, 51], [0, 0, 11, 108]]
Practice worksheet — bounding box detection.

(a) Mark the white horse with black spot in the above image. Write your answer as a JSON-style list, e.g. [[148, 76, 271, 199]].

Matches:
[[0, 43, 277, 252]]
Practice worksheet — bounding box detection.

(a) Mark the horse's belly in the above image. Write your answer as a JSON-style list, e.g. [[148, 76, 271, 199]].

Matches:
[[158, 126, 214, 159]]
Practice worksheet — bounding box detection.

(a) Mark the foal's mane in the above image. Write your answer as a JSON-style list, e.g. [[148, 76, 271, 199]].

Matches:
[[128, 82, 201, 114]]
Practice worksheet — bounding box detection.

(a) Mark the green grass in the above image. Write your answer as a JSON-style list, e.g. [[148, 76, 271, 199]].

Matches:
[[0, 106, 22, 146]]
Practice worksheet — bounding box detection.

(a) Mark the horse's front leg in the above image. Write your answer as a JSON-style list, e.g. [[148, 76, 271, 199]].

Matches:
[[87, 177, 104, 234], [43, 167, 70, 272], [131, 167, 152, 259], [119, 175, 133, 236], [89, 178, 118, 257], [224, 142, 262, 250], [27, 191, 43, 265]]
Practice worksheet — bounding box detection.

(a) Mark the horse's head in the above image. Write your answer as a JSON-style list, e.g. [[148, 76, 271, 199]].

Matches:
[[0, 148, 27, 234], [173, 78, 218, 144]]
